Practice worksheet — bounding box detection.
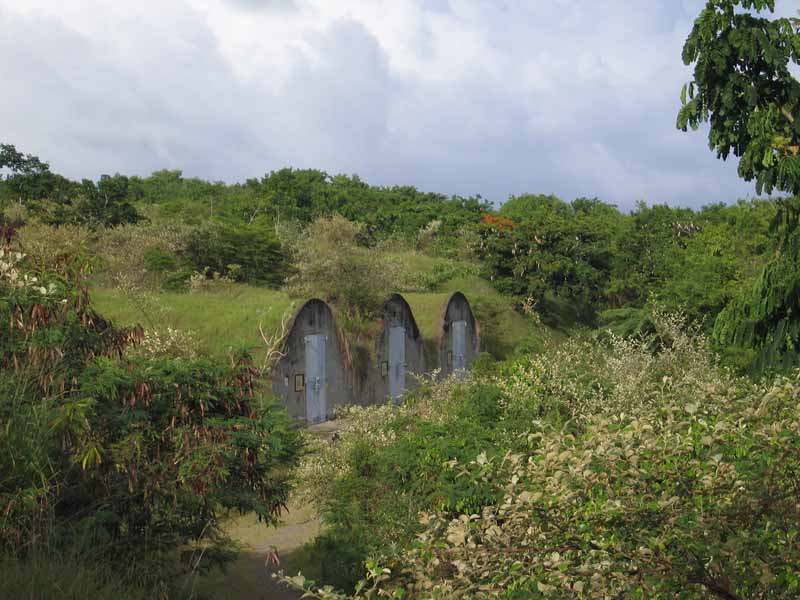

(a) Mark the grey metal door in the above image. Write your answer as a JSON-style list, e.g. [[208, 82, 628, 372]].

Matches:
[[304, 334, 327, 423], [388, 326, 406, 402], [452, 320, 467, 380]]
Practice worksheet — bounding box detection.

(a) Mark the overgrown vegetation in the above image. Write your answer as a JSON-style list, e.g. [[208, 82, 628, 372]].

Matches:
[[282, 311, 800, 599], [286, 214, 396, 321], [3, 4, 800, 595], [2, 159, 788, 371], [0, 246, 301, 595]]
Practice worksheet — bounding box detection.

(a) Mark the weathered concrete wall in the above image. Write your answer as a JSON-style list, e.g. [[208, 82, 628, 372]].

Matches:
[[356, 294, 426, 405], [437, 292, 480, 380], [271, 299, 352, 422]]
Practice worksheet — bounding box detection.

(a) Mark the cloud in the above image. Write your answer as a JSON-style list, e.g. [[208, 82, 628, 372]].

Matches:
[[222, 0, 297, 12], [1, 0, 795, 209]]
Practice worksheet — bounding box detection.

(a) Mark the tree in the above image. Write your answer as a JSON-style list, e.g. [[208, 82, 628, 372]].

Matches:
[[78, 174, 142, 227], [480, 195, 621, 325], [680, 2, 800, 373], [287, 215, 395, 320], [678, 0, 800, 195], [184, 221, 288, 286], [0, 143, 75, 205]]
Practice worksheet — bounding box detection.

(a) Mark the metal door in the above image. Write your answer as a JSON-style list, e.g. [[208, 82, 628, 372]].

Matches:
[[452, 320, 467, 380], [304, 334, 327, 423], [388, 326, 406, 402]]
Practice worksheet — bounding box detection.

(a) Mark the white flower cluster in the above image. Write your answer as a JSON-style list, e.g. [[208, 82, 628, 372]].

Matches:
[[189, 268, 235, 292], [494, 308, 730, 422], [0, 248, 58, 296], [129, 326, 198, 360]]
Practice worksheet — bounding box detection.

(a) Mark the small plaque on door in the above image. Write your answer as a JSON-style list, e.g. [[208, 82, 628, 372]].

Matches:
[[294, 373, 305, 392], [380, 361, 389, 377]]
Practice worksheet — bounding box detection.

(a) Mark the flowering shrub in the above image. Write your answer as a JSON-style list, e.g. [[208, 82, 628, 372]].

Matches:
[[0, 248, 58, 294], [416, 219, 441, 250], [127, 326, 198, 359], [496, 309, 732, 423], [296, 377, 799, 599], [279, 313, 800, 599], [288, 375, 508, 591]]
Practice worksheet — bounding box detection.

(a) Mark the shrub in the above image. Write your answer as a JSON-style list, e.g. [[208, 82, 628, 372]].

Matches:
[[142, 246, 178, 272], [1, 201, 28, 227], [323, 377, 800, 599], [287, 215, 396, 318], [292, 382, 508, 593], [0, 251, 301, 590], [416, 219, 441, 250], [161, 268, 192, 291], [94, 221, 187, 289], [281, 312, 800, 600], [184, 222, 287, 286], [394, 257, 479, 292], [14, 222, 94, 272]]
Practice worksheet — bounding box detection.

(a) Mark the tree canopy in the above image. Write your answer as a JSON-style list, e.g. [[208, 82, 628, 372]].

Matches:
[[678, 0, 800, 195]]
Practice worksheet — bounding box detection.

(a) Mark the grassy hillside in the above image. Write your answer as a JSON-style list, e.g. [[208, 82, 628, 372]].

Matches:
[[92, 274, 548, 364], [405, 275, 549, 360], [92, 285, 295, 359]]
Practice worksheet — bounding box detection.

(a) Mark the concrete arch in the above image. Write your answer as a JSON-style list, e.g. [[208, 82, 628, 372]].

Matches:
[[357, 293, 427, 405], [437, 291, 480, 380], [270, 298, 352, 423]]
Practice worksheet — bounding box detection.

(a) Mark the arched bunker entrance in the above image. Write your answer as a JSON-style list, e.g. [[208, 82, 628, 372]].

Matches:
[[437, 291, 480, 380], [270, 299, 351, 423], [358, 293, 426, 405]]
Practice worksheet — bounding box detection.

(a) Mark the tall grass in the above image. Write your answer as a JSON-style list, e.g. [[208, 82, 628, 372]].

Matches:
[[0, 552, 153, 600]]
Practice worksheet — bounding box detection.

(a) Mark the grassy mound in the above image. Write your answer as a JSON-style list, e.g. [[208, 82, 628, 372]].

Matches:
[[93, 274, 547, 366], [91, 285, 294, 359]]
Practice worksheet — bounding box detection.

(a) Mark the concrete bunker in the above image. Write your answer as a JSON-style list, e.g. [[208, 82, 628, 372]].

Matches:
[[271, 299, 352, 423], [359, 293, 426, 405], [437, 291, 480, 380]]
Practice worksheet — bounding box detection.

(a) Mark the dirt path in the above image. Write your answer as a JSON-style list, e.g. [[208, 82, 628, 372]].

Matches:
[[196, 421, 340, 599]]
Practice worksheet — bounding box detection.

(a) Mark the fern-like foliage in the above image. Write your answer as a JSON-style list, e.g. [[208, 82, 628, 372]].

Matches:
[[713, 198, 800, 374]]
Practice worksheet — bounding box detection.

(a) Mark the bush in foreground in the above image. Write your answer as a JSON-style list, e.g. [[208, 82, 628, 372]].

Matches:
[[0, 247, 301, 591], [283, 313, 800, 599]]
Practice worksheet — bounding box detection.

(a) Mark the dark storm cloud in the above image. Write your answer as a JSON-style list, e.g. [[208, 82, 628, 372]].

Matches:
[[2, 0, 795, 209]]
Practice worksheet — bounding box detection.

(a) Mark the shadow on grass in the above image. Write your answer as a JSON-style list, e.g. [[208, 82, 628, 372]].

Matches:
[[194, 546, 308, 600]]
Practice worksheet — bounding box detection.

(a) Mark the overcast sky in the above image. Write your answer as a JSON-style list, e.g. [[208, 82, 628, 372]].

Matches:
[[2, 0, 799, 209]]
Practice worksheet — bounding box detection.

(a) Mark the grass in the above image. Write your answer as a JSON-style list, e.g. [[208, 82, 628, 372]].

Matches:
[[91, 254, 551, 363], [0, 552, 152, 600], [91, 284, 296, 359], [405, 275, 549, 360], [92, 277, 548, 364]]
